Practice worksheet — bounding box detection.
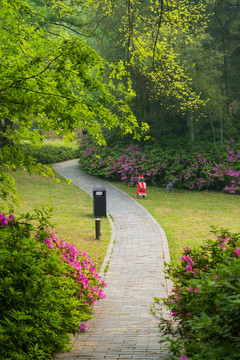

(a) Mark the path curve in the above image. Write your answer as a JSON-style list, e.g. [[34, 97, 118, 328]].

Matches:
[[53, 159, 170, 360]]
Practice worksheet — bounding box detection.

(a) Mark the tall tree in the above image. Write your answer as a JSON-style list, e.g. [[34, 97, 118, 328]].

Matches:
[[32, 0, 209, 139], [75, 0, 209, 137], [0, 0, 148, 201]]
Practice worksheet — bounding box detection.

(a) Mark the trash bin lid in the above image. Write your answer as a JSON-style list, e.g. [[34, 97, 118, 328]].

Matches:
[[93, 186, 106, 191]]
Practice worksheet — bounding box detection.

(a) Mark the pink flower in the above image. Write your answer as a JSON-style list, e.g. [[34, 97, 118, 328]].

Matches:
[[233, 249, 240, 257], [180, 255, 193, 266], [80, 323, 86, 332], [186, 265, 192, 272], [180, 356, 188, 360], [0, 214, 8, 228], [8, 214, 15, 223], [214, 275, 219, 280], [220, 242, 226, 250]]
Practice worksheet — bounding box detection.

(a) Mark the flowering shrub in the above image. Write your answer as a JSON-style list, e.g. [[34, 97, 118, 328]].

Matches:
[[0, 212, 106, 360], [151, 228, 240, 360], [78, 136, 240, 194], [37, 229, 107, 306]]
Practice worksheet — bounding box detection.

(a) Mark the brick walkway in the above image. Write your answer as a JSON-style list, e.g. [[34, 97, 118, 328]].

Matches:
[[53, 159, 171, 360]]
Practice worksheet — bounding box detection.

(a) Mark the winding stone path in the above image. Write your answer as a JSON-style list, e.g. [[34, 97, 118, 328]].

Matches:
[[53, 159, 170, 360]]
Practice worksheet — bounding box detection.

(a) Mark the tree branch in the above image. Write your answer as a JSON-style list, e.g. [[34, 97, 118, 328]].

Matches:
[[153, 0, 164, 71], [50, 22, 92, 37], [214, 0, 240, 39], [0, 52, 64, 94]]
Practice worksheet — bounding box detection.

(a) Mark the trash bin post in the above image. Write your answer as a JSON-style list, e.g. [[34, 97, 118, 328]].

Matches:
[[95, 218, 101, 240]]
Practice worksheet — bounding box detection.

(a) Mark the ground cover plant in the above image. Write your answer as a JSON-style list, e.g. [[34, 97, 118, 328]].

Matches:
[[78, 136, 240, 194], [0, 211, 107, 360], [151, 228, 240, 360]]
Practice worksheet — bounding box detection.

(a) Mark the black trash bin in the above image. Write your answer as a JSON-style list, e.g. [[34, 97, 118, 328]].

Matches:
[[93, 186, 107, 217]]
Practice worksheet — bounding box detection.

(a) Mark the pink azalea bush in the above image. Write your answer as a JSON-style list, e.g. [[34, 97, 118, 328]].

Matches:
[[37, 229, 107, 307], [78, 136, 240, 194], [0, 211, 106, 360], [151, 228, 240, 359]]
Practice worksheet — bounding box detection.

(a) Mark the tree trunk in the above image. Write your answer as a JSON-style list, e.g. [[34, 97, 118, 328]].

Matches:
[[208, 108, 216, 147]]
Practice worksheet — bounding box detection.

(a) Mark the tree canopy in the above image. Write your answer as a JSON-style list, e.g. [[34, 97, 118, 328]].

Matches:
[[0, 0, 148, 201], [0, 0, 145, 140]]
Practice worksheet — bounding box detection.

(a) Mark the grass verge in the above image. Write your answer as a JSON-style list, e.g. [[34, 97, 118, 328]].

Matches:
[[113, 183, 240, 262], [3, 168, 111, 270]]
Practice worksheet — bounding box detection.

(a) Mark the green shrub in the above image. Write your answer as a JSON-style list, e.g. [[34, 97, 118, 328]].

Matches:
[[151, 228, 240, 360], [78, 135, 240, 194], [22, 143, 79, 164], [0, 211, 106, 360]]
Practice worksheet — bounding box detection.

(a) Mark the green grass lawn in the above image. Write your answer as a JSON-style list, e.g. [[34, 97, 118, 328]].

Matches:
[[113, 183, 240, 262], [3, 159, 240, 266], [3, 168, 111, 270]]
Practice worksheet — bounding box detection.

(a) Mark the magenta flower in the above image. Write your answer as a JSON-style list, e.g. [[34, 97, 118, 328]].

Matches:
[[8, 214, 15, 222], [0, 214, 8, 228], [186, 265, 192, 272], [220, 242, 227, 250], [233, 248, 240, 257], [80, 323, 87, 332], [180, 356, 188, 360]]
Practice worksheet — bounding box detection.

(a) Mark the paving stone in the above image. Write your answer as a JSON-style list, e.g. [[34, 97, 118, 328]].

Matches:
[[52, 160, 171, 360]]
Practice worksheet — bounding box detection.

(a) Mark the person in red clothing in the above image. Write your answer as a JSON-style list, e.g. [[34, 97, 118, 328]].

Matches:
[[136, 174, 146, 199]]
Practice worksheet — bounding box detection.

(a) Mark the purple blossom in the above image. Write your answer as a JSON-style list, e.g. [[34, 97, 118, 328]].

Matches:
[[186, 265, 192, 272], [0, 214, 8, 227], [233, 248, 240, 257], [80, 323, 87, 332], [8, 214, 15, 222]]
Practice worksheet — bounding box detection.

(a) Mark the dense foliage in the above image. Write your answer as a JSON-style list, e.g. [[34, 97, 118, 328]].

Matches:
[[75, 0, 240, 143], [0, 211, 106, 360], [151, 228, 240, 359], [78, 136, 240, 194], [22, 142, 79, 164], [0, 0, 147, 202]]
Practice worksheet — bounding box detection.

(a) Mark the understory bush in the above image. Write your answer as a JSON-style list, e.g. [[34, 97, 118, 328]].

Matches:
[[78, 136, 240, 194], [151, 228, 240, 360], [0, 211, 106, 360], [22, 143, 79, 164]]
